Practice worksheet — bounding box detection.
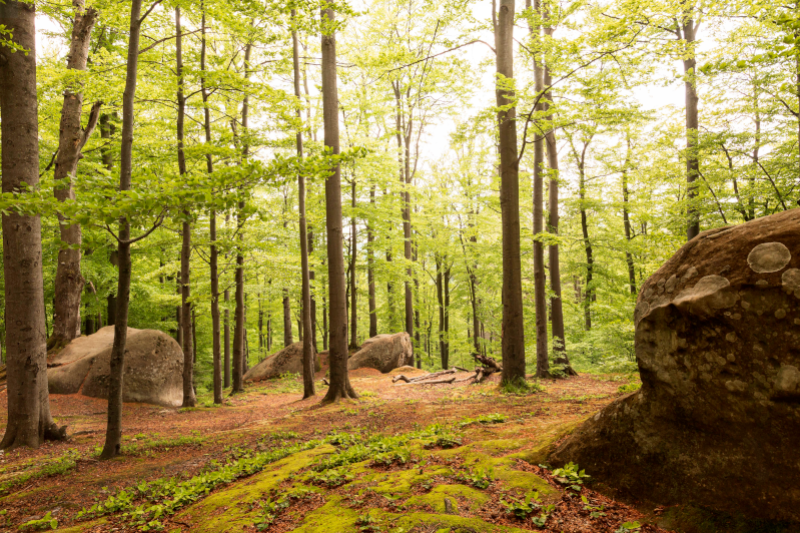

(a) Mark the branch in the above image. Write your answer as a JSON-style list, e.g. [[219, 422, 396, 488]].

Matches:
[[696, 168, 728, 224], [78, 101, 103, 153], [139, 28, 202, 55], [139, 0, 164, 24], [382, 40, 496, 77]]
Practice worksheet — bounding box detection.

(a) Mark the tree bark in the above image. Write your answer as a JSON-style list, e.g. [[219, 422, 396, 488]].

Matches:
[[495, 0, 526, 385], [436, 254, 445, 369], [283, 290, 292, 347], [576, 141, 593, 331], [224, 289, 231, 388], [530, 0, 549, 379], [293, 9, 316, 399], [51, 2, 99, 349], [100, 0, 143, 459], [349, 176, 358, 349], [681, 15, 700, 241], [622, 136, 636, 295], [200, 6, 222, 404], [367, 186, 378, 338], [175, 7, 196, 408], [0, 0, 65, 450], [232, 40, 253, 395], [321, 7, 356, 403]]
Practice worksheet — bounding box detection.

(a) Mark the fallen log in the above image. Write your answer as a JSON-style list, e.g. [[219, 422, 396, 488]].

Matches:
[[392, 368, 456, 384], [409, 376, 456, 385]]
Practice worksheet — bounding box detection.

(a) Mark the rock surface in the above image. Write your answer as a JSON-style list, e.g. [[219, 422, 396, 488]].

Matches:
[[348, 333, 413, 373], [244, 342, 305, 382], [47, 326, 183, 407], [551, 209, 800, 522]]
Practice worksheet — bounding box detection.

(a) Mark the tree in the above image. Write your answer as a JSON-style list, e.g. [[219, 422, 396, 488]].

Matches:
[[321, 5, 357, 403], [0, 0, 65, 450], [292, 7, 315, 399], [51, 0, 99, 350], [494, 0, 526, 385]]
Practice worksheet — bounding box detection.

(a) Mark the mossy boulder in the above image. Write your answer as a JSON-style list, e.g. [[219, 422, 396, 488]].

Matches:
[[552, 209, 800, 522]]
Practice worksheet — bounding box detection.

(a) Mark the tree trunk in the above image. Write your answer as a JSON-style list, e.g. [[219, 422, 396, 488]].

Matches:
[[367, 187, 378, 337], [283, 290, 293, 347], [444, 262, 451, 369], [200, 7, 222, 404], [0, 0, 64, 450], [100, 0, 143, 459], [175, 7, 196, 408], [495, 0, 526, 385], [232, 41, 252, 394], [436, 254, 445, 369], [577, 142, 593, 331], [530, 0, 549, 379], [622, 136, 637, 295], [321, 7, 356, 403], [292, 10, 316, 398], [224, 289, 231, 388], [682, 15, 700, 241], [51, 2, 99, 349], [349, 177, 359, 349], [309, 231, 318, 352]]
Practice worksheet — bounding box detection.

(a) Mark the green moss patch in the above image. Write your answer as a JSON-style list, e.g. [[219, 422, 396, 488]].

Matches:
[[405, 484, 490, 513]]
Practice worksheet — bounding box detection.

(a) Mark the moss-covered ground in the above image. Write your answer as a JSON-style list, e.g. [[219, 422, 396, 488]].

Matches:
[[0, 369, 769, 532]]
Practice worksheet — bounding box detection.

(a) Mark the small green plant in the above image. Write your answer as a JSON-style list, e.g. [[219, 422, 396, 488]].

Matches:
[[371, 447, 412, 467], [18, 512, 57, 531], [356, 514, 382, 532], [499, 492, 541, 519], [552, 462, 590, 491], [615, 521, 642, 532], [254, 496, 290, 531], [455, 466, 493, 489], [308, 467, 354, 488], [459, 413, 507, 427], [582, 495, 606, 518], [531, 504, 556, 527], [618, 381, 642, 394]]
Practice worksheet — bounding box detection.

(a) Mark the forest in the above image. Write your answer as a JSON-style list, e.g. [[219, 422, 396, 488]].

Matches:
[[0, 0, 799, 531]]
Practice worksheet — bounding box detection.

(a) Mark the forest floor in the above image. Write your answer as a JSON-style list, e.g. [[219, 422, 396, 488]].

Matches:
[[0, 368, 710, 533]]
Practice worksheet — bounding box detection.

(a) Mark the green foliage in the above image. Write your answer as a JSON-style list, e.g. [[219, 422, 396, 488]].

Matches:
[[18, 512, 58, 531], [499, 492, 542, 519], [582, 495, 607, 518], [308, 467, 354, 488], [552, 462, 591, 491], [618, 381, 642, 394], [459, 413, 507, 427], [454, 466, 494, 489], [615, 521, 642, 532], [500, 378, 543, 396]]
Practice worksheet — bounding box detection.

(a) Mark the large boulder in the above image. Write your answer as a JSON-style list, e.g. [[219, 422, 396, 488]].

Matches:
[[244, 342, 304, 382], [47, 326, 183, 407], [348, 333, 413, 373], [551, 210, 800, 522]]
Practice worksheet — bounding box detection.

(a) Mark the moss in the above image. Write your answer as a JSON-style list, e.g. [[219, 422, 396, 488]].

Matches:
[[288, 496, 361, 532], [349, 465, 452, 494], [472, 439, 527, 455], [175, 445, 335, 532], [405, 484, 490, 513], [372, 509, 534, 532], [511, 419, 583, 465], [54, 518, 108, 532]]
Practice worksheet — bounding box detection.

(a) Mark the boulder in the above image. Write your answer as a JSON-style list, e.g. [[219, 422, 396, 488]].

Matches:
[[47, 326, 183, 407], [348, 333, 413, 373], [551, 209, 800, 522], [244, 342, 304, 382]]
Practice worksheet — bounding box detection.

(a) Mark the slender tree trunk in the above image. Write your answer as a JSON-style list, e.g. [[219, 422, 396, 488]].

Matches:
[[367, 186, 378, 338], [232, 41, 253, 394], [495, 0, 526, 384], [175, 7, 196, 408], [224, 289, 231, 388], [321, 7, 356, 402], [0, 0, 64, 450], [444, 262, 451, 369], [283, 290, 293, 347], [622, 136, 636, 295], [682, 16, 700, 241], [436, 254, 445, 369], [100, 0, 143, 459], [530, 0, 549, 379], [349, 178, 359, 348], [51, 2, 99, 349], [293, 10, 316, 398], [200, 6, 222, 404], [309, 232, 318, 352], [577, 143, 593, 331]]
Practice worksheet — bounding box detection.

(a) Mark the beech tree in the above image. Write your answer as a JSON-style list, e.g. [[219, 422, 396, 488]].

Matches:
[[0, 0, 64, 450]]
